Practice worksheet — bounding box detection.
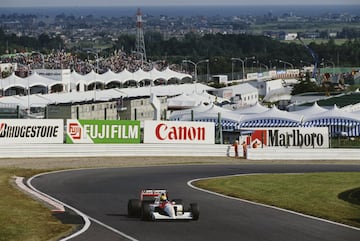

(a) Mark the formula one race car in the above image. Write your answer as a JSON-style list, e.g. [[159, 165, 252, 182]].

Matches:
[[127, 189, 199, 221]]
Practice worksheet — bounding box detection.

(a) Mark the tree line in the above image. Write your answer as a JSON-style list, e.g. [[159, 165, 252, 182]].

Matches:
[[115, 32, 360, 74], [1, 28, 360, 75]]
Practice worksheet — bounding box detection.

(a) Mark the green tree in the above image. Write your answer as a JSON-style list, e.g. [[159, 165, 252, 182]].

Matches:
[[113, 34, 136, 53], [291, 71, 321, 95]]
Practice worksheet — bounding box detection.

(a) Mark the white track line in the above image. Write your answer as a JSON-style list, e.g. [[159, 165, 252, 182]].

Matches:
[[27, 170, 138, 241], [188, 173, 360, 232], [15, 176, 65, 212], [26, 173, 91, 241]]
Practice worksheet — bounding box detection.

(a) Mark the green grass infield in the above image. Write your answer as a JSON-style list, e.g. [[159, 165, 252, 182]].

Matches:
[[0, 169, 73, 241], [193, 172, 360, 228]]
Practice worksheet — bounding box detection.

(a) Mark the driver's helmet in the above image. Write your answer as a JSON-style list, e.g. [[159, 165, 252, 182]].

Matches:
[[160, 193, 167, 201]]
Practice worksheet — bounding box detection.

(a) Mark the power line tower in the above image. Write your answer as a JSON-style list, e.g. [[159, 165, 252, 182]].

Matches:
[[135, 8, 147, 65]]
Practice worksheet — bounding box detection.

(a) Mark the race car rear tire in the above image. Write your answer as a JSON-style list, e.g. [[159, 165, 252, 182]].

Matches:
[[128, 199, 141, 217], [190, 203, 200, 220], [141, 203, 152, 221]]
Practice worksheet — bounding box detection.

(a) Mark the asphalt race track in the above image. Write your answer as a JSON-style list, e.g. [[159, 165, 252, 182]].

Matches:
[[30, 164, 360, 241]]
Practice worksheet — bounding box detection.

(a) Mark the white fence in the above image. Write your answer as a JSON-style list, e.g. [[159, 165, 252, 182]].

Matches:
[[0, 144, 360, 160], [247, 147, 360, 161]]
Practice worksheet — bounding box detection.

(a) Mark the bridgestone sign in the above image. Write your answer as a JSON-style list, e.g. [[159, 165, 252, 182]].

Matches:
[[143, 120, 215, 144], [245, 127, 329, 148], [0, 119, 63, 144], [66, 119, 140, 144]]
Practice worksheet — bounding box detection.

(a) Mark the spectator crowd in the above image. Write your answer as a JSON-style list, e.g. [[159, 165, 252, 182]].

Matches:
[[0, 50, 174, 78]]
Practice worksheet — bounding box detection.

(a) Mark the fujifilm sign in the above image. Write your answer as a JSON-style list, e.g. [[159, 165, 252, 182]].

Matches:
[[245, 127, 329, 148], [66, 119, 140, 144]]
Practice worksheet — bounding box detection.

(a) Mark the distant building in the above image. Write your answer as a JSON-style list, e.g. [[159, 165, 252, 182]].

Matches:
[[47, 100, 120, 120], [284, 33, 298, 41], [117, 96, 167, 121], [212, 75, 228, 85], [46, 96, 167, 121], [209, 83, 259, 108]]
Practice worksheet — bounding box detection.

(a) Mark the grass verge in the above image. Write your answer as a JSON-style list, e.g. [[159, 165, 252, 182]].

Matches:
[[0, 168, 73, 241], [193, 172, 360, 228]]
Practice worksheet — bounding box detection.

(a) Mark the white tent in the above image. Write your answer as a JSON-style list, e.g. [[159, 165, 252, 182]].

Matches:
[[115, 69, 136, 83], [1, 72, 27, 91], [303, 104, 360, 124], [0, 83, 214, 109], [0, 94, 52, 108], [232, 102, 269, 115], [291, 102, 327, 117], [1, 67, 192, 93], [303, 105, 360, 136], [239, 106, 303, 127], [170, 103, 241, 130], [102, 69, 124, 84], [161, 67, 191, 80], [27, 72, 63, 89], [167, 90, 227, 110], [68, 67, 192, 89]]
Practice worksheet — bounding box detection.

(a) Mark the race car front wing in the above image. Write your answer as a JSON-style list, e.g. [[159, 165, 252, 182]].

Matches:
[[151, 211, 194, 220]]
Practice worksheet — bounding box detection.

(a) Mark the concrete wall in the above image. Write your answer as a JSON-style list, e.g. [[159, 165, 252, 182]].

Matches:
[[0, 143, 359, 160], [0, 144, 229, 158], [247, 147, 360, 161]]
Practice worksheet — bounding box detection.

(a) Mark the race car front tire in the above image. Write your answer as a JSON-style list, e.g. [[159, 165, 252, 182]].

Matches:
[[128, 199, 141, 217], [190, 203, 200, 220], [141, 203, 152, 221]]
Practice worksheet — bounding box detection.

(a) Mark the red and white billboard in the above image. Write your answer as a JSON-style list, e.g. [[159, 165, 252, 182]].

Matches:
[[0, 119, 64, 144], [241, 127, 329, 148], [144, 121, 215, 144]]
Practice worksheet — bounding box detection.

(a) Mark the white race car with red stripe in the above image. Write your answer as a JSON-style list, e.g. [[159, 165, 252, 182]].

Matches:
[[127, 189, 199, 221]]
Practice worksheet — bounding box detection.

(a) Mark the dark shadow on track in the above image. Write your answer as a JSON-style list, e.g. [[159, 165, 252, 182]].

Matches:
[[338, 187, 360, 205], [53, 209, 85, 225]]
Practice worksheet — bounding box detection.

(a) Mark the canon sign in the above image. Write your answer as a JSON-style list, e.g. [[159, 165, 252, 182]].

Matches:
[[155, 123, 205, 141], [144, 121, 215, 144]]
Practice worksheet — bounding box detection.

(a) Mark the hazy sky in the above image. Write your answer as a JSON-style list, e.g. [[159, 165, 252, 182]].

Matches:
[[2, 0, 359, 7]]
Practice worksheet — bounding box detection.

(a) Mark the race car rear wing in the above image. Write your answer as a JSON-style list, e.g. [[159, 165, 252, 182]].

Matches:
[[141, 189, 167, 200]]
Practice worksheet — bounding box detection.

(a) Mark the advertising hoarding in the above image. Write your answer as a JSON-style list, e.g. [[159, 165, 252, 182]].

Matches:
[[241, 127, 329, 148], [66, 119, 140, 144], [0, 119, 63, 144], [144, 120, 215, 144]]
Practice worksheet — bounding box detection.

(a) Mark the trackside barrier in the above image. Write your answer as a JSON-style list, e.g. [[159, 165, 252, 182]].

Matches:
[[0, 144, 359, 160], [247, 147, 360, 161], [0, 144, 229, 158]]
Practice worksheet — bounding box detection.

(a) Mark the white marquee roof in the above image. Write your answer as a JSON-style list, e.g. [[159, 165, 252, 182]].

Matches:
[[0, 83, 214, 108], [0, 67, 192, 91], [69, 67, 191, 86], [1, 72, 65, 91], [169, 103, 241, 130], [239, 106, 303, 125], [233, 102, 269, 115], [167, 91, 228, 109], [292, 102, 327, 117], [303, 104, 360, 123]]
